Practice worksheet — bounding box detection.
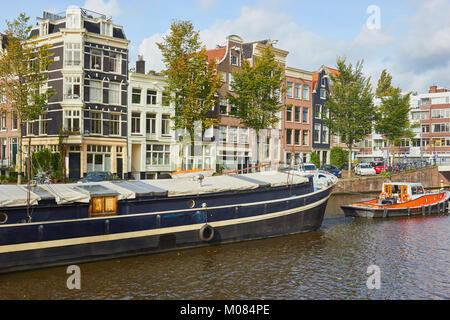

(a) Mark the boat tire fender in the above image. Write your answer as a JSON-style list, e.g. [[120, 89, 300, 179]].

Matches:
[[199, 224, 214, 242]]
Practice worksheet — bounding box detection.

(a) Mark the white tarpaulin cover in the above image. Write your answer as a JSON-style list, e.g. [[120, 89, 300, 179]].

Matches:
[[0, 171, 309, 207], [0, 185, 41, 207], [142, 171, 308, 197], [39, 184, 91, 204]]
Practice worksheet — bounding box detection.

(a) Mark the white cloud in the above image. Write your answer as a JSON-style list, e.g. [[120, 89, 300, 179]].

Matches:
[[138, 33, 166, 73], [196, 0, 217, 12], [83, 0, 121, 17], [136, 1, 450, 93]]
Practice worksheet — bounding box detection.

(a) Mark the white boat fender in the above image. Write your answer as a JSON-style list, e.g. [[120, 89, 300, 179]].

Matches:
[[199, 224, 214, 242]]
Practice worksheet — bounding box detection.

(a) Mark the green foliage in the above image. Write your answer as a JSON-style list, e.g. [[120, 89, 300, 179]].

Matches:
[[330, 147, 347, 169], [310, 151, 320, 168], [322, 57, 375, 147], [228, 46, 287, 132], [322, 57, 375, 175], [227, 45, 287, 165], [0, 13, 55, 183], [374, 70, 412, 153], [157, 20, 221, 139], [31, 148, 52, 175]]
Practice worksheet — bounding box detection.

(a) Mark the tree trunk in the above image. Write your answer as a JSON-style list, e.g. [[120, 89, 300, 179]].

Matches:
[[348, 146, 352, 178], [17, 123, 24, 185], [257, 130, 263, 172]]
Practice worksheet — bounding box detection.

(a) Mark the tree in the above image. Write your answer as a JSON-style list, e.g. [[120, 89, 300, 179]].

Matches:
[[310, 151, 320, 169], [157, 20, 221, 169], [0, 13, 54, 184], [330, 146, 347, 169], [374, 70, 412, 167], [227, 45, 287, 169], [322, 57, 376, 177]]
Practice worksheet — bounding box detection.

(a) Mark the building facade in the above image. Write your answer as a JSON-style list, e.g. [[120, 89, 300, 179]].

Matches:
[[205, 35, 288, 172], [0, 34, 20, 176], [127, 56, 179, 179], [356, 86, 450, 164], [282, 66, 313, 166], [25, 7, 129, 180], [311, 66, 338, 165]]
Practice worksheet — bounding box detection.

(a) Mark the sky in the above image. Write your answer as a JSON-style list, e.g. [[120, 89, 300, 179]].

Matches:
[[1, 0, 449, 94]]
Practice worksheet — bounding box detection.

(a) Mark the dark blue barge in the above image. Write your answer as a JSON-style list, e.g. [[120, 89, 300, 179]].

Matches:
[[0, 171, 336, 274]]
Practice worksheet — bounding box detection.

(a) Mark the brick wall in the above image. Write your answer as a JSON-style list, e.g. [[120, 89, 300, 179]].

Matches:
[[333, 166, 444, 194]]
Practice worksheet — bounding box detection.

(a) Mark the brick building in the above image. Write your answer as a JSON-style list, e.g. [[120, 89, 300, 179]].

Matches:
[[0, 33, 20, 176], [282, 66, 313, 166], [205, 35, 288, 172]]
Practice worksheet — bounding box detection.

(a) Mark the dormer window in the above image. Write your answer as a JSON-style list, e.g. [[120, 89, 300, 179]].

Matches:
[[66, 13, 81, 29], [40, 21, 49, 36], [100, 22, 112, 36]]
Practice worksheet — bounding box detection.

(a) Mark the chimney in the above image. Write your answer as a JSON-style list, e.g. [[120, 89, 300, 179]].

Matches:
[[136, 55, 145, 74], [429, 85, 437, 93]]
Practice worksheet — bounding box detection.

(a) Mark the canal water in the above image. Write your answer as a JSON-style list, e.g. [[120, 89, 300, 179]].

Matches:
[[0, 193, 448, 300]]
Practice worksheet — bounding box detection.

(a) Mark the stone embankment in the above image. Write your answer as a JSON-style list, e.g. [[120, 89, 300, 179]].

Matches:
[[333, 166, 443, 194]]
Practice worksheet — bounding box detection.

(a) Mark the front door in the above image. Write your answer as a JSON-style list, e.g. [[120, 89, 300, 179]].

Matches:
[[117, 157, 123, 179], [69, 152, 81, 181]]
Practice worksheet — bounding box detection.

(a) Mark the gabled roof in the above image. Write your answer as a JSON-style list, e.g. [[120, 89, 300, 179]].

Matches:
[[204, 47, 227, 63], [312, 66, 339, 91]]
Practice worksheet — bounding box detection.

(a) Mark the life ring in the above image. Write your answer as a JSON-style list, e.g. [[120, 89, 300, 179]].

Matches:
[[199, 224, 214, 242]]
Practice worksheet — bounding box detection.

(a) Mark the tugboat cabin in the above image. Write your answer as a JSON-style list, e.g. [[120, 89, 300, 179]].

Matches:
[[379, 182, 425, 204]]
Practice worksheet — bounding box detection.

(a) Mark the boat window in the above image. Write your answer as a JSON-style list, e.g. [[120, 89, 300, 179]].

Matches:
[[411, 186, 417, 195], [90, 196, 118, 217], [418, 187, 424, 194], [0, 212, 7, 224]]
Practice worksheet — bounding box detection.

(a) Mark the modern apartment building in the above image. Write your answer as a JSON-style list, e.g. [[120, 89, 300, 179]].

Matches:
[[283, 66, 313, 166], [356, 86, 450, 164], [127, 56, 178, 179], [205, 35, 288, 172], [25, 7, 129, 180]]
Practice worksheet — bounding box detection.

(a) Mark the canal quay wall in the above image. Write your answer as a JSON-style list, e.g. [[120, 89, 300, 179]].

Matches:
[[333, 166, 448, 194]]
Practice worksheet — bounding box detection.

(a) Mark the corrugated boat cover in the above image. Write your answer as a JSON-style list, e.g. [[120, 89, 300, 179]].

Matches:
[[0, 171, 308, 207]]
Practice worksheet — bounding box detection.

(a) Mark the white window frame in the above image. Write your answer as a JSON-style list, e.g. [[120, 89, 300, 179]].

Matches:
[[91, 49, 102, 70], [131, 112, 141, 134], [89, 80, 102, 103], [108, 82, 120, 105], [161, 114, 171, 136], [109, 113, 121, 136], [109, 52, 122, 74], [64, 43, 81, 66], [90, 111, 103, 135], [64, 109, 81, 132], [64, 75, 81, 100]]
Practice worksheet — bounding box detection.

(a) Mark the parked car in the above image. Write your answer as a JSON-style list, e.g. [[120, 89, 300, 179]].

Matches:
[[300, 163, 319, 175], [371, 161, 387, 174], [320, 164, 342, 178], [78, 172, 117, 183], [355, 163, 376, 176]]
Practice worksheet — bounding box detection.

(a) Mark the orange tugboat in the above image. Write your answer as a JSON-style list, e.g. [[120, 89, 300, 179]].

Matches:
[[341, 182, 450, 218]]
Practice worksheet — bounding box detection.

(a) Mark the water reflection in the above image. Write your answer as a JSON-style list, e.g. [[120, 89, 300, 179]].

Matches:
[[0, 193, 448, 300]]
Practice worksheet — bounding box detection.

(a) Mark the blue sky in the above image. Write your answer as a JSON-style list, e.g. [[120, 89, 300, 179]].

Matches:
[[1, 0, 449, 93]]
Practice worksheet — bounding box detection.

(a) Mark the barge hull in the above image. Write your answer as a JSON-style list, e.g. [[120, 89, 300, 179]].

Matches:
[[0, 189, 331, 274]]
